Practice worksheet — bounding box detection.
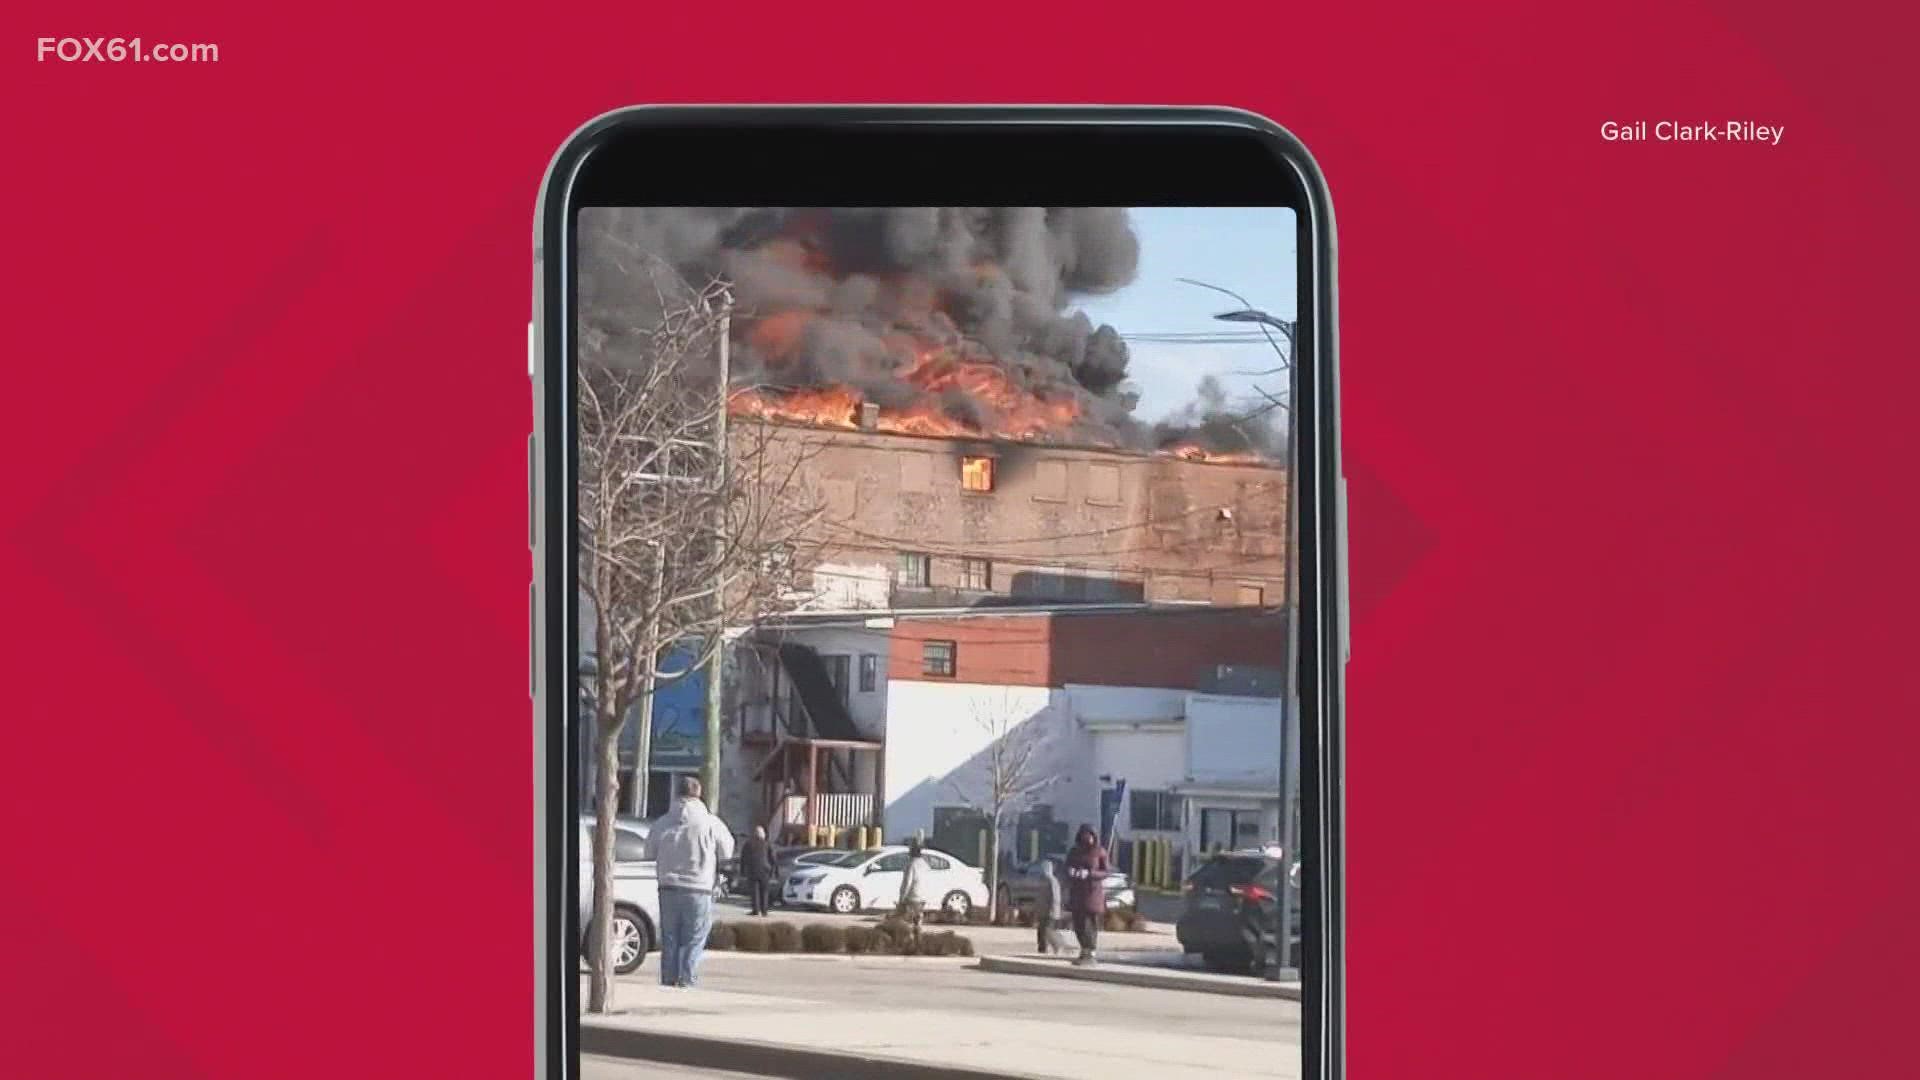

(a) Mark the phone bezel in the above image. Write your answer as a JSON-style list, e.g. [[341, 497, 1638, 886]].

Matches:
[[534, 106, 1343, 1080]]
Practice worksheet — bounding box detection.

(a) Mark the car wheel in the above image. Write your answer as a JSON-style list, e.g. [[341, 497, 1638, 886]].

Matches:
[[943, 890, 972, 918], [584, 906, 651, 976], [830, 886, 861, 914]]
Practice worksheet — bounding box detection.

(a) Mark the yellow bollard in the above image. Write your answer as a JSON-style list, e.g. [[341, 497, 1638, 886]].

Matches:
[[1161, 840, 1174, 888]]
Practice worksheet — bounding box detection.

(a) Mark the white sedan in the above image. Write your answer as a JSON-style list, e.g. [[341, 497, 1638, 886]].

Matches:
[[782, 845, 989, 918], [578, 821, 659, 975]]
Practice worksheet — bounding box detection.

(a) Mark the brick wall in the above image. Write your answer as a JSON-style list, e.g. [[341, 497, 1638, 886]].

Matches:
[[750, 422, 1286, 609], [888, 607, 1285, 690], [888, 614, 1054, 687]]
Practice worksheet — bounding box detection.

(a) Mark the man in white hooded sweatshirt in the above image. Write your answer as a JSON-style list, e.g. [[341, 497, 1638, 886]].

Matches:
[[642, 776, 735, 987]]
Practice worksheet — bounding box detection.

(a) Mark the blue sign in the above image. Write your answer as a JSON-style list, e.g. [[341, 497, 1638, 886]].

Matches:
[[617, 639, 707, 771]]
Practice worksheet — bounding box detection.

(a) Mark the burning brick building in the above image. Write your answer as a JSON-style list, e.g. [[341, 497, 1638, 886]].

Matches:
[[747, 417, 1286, 611], [579, 207, 1292, 845]]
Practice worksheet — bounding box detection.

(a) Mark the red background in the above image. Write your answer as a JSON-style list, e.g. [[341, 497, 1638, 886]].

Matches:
[[6, 2, 1916, 1076]]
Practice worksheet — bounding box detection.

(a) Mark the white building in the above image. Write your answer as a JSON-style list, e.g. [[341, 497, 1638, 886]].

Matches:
[[725, 605, 1289, 879]]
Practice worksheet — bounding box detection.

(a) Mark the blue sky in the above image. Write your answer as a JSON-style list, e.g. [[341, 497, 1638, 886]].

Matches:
[[1073, 206, 1297, 421]]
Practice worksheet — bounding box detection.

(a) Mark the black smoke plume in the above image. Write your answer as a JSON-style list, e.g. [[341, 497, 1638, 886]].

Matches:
[[580, 207, 1144, 441]]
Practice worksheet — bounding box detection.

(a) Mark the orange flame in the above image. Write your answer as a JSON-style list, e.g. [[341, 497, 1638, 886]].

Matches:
[[729, 307, 1273, 465], [1159, 443, 1270, 465]]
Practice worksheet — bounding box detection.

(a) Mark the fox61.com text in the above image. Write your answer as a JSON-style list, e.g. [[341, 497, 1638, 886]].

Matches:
[[37, 38, 219, 63]]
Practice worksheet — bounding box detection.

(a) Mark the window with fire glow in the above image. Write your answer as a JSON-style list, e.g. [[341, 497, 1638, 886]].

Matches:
[[960, 456, 995, 492]]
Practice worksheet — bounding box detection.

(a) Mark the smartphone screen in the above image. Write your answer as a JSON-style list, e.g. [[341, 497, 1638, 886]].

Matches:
[[567, 203, 1305, 1079]]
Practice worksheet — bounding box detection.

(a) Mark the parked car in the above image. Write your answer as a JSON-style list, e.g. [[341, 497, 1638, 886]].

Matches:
[[782, 845, 989, 917], [997, 853, 1136, 913], [1175, 850, 1301, 974], [767, 846, 846, 907], [577, 821, 659, 975]]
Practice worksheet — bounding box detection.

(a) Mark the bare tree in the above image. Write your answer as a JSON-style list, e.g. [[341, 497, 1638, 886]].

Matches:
[[944, 693, 1060, 920], [578, 262, 825, 1014]]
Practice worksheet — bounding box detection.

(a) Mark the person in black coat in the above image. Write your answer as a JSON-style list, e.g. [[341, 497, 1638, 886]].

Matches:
[[739, 825, 777, 916]]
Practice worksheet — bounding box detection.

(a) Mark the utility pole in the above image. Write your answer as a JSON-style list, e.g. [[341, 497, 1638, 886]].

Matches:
[[632, 547, 665, 816], [702, 300, 731, 807]]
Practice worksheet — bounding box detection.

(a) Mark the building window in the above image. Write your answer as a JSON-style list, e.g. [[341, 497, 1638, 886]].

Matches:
[[1200, 807, 1263, 854], [961, 455, 995, 492], [922, 640, 957, 678], [1236, 583, 1265, 606], [1087, 463, 1122, 505], [824, 654, 851, 706], [895, 552, 931, 588], [960, 557, 992, 591], [1033, 459, 1068, 502], [858, 653, 878, 693], [1129, 789, 1182, 831]]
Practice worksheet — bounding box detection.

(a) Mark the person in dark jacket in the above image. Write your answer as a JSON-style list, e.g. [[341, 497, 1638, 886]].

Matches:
[[1063, 824, 1110, 965], [739, 825, 776, 916], [1037, 857, 1070, 955]]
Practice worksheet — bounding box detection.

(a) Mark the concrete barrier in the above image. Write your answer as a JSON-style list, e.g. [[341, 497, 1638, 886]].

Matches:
[[975, 955, 1300, 1000]]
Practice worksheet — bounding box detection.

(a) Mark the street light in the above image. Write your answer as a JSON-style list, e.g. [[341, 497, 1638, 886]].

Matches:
[[1182, 280, 1299, 984], [1212, 306, 1295, 339]]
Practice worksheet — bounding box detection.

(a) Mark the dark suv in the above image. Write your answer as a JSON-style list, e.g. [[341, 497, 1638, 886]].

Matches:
[[1175, 851, 1301, 974]]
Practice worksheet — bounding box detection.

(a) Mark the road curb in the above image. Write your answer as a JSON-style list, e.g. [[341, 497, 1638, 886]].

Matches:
[[974, 955, 1301, 999], [580, 1022, 1050, 1080]]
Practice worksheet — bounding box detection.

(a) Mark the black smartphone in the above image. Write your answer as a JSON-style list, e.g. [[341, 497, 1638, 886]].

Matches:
[[533, 106, 1343, 1080]]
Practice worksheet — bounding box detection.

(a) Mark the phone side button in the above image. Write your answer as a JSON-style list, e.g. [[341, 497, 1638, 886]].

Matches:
[[1338, 475, 1351, 665], [530, 581, 540, 700]]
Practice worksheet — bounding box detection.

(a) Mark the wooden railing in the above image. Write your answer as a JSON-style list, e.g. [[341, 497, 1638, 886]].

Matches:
[[782, 793, 875, 829]]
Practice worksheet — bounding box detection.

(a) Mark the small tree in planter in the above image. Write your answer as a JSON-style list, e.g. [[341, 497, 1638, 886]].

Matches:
[[576, 247, 827, 1014], [943, 692, 1060, 921]]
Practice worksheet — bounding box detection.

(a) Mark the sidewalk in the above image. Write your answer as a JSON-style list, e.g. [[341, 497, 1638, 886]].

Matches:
[[581, 980, 1296, 1080]]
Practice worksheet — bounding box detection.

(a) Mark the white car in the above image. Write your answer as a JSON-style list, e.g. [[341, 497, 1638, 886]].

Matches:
[[578, 821, 659, 975], [782, 845, 989, 918]]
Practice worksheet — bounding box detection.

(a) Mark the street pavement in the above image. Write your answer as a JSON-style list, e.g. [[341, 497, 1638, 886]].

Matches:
[[583, 1055, 766, 1079], [715, 895, 1186, 959], [587, 949, 1300, 1079]]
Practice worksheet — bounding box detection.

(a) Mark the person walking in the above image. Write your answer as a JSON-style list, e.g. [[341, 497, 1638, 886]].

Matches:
[[739, 824, 776, 917], [1036, 856, 1071, 955], [1064, 824, 1109, 966], [641, 776, 735, 988], [898, 838, 932, 953]]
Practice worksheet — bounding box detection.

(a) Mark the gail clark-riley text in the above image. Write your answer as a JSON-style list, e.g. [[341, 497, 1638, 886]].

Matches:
[[1602, 121, 1782, 145]]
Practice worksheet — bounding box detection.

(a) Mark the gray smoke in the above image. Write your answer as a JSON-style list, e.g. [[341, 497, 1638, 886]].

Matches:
[[1151, 375, 1285, 457], [579, 207, 1144, 441]]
